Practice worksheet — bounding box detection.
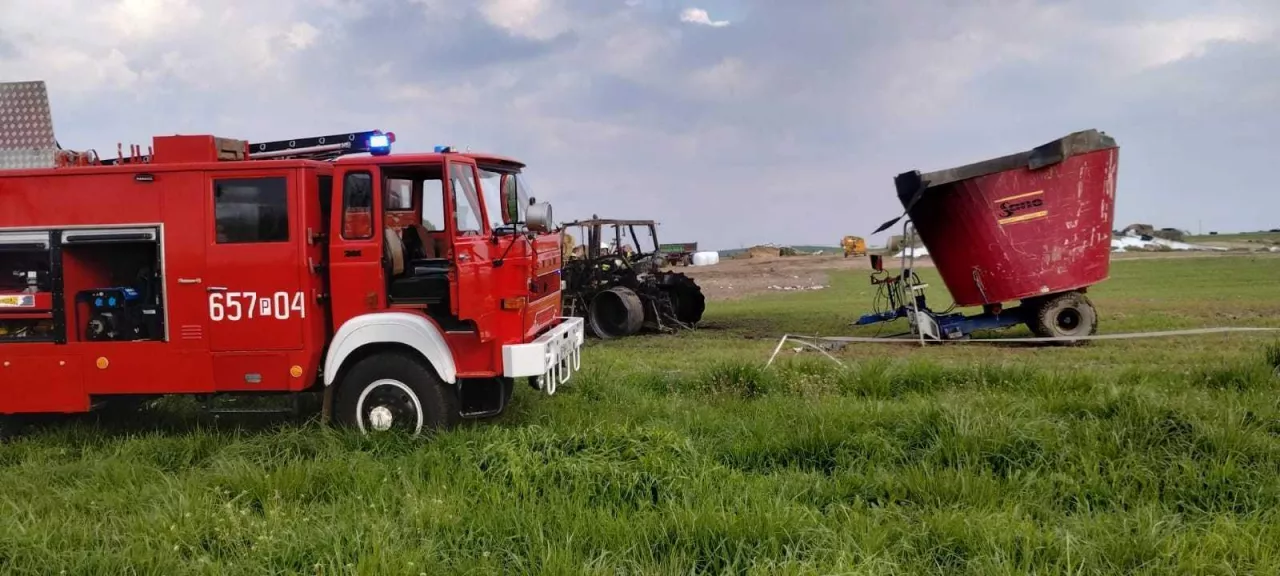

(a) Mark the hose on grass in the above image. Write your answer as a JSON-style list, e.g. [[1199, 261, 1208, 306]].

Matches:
[[765, 327, 1280, 368]]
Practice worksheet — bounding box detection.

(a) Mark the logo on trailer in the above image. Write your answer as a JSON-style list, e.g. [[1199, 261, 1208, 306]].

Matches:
[[995, 190, 1048, 225], [0, 294, 35, 308]]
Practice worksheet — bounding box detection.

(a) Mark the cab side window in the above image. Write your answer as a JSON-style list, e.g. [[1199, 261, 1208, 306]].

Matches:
[[420, 174, 446, 232], [342, 171, 374, 240], [214, 177, 289, 244], [386, 178, 413, 212]]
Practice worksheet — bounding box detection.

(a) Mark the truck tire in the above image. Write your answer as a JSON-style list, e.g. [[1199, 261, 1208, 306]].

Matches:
[[95, 395, 156, 415], [588, 286, 644, 339], [333, 352, 461, 435], [664, 274, 706, 326], [1027, 291, 1097, 345], [0, 416, 22, 442]]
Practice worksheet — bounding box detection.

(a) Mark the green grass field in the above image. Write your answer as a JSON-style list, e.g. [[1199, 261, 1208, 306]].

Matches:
[[1188, 231, 1280, 245], [2, 255, 1278, 574]]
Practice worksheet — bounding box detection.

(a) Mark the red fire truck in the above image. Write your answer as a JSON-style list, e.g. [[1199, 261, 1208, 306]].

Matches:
[[0, 81, 584, 436]]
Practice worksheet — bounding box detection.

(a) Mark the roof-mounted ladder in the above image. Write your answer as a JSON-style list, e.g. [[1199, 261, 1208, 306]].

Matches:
[[247, 130, 395, 161], [91, 129, 397, 165]]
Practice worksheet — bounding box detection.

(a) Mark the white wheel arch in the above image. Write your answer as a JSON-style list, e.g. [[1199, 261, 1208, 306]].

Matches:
[[323, 312, 457, 386]]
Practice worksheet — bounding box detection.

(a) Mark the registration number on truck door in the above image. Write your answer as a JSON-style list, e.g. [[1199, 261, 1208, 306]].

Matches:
[[209, 291, 306, 321]]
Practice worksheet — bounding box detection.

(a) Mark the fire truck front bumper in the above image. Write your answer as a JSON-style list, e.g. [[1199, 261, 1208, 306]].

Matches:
[[502, 316, 585, 395]]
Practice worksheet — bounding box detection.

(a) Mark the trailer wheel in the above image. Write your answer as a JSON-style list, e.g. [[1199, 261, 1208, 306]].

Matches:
[[333, 352, 460, 435], [1028, 291, 1097, 344], [588, 286, 644, 338]]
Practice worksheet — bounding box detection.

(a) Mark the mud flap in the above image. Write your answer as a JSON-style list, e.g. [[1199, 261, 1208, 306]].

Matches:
[[321, 383, 335, 425]]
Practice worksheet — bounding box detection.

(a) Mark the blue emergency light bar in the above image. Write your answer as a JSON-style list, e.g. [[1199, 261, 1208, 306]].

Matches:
[[369, 132, 393, 155]]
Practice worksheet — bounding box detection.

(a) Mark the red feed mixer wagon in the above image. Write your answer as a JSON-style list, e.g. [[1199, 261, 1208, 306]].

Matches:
[[857, 129, 1119, 342]]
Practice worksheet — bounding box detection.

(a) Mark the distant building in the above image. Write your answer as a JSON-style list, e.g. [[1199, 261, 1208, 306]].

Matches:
[[1121, 223, 1184, 242]]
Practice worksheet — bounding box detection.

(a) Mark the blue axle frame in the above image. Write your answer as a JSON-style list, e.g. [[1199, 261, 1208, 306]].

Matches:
[[855, 303, 1029, 340], [854, 220, 1035, 341]]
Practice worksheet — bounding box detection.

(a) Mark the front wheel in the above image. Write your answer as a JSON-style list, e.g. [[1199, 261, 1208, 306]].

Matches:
[[334, 353, 461, 435], [588, 286, 645, 338]]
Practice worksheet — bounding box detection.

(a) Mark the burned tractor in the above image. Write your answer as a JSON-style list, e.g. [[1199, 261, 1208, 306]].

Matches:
[[559, 218, 705, 339]]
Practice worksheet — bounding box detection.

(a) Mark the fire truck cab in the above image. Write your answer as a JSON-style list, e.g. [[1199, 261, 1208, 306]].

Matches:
[[0, 81, 584, 436]]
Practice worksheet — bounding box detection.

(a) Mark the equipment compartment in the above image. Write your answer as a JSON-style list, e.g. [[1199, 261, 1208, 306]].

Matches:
[[60, 227, 166, 343], [0, 231, 60, 343]]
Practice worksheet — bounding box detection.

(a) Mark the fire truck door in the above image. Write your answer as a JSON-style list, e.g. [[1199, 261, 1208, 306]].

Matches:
[[204, 174, 306, 352], [327, 168, 384, 324], [446, 160, 496, 333]]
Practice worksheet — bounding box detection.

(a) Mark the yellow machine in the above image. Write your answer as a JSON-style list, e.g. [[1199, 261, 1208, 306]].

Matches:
[[841, 235, 867, 257]]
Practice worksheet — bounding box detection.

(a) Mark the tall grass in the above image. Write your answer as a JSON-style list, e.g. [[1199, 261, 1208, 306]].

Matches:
[[1, 343, 1278, 574]]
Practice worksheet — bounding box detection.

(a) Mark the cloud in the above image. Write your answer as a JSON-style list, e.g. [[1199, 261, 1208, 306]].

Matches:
[[284, 22, 320, 50], [476, 0, 575, 41], [0, 0, 332, 98], [686, 57, 758, 99], [680, 7, 729, 27], [1110, 15, 1273, 69], [1, 0, 1277, 248]]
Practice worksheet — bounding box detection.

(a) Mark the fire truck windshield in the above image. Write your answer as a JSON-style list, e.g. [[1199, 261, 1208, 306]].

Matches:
[[478, 169, 504, 228], [478, 168, 532, 228]]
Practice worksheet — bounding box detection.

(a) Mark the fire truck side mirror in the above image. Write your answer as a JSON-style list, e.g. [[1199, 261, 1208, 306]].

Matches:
[[870, 254, 883, 271], [526, 202, 553, 233]]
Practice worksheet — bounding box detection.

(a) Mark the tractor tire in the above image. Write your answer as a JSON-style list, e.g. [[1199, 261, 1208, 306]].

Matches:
[[664, 273, 706, 326], [333, 352, 461, 435], [588, 286, 645, 339], [1027, 291, 1097, 345]]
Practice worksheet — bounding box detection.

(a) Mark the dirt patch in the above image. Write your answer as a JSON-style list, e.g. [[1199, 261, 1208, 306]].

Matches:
[[680, 250, 1279, 302], [745, 245, 782, 259], [683, 254, 934, 301]]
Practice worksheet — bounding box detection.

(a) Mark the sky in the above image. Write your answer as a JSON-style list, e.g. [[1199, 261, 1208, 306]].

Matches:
[[1, 0, 1277, 249]]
